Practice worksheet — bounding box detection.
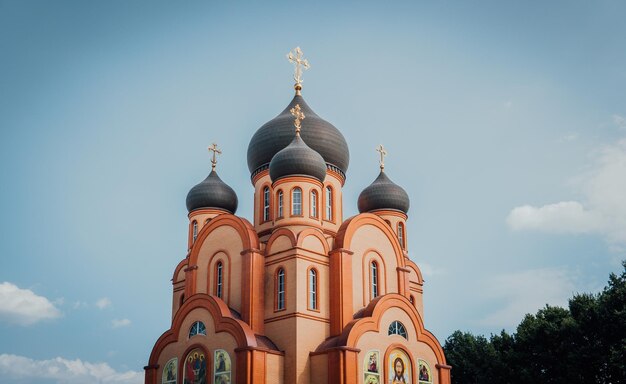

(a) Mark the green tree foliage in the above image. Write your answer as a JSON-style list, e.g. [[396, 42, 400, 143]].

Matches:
[[443, 261, 626, 384]]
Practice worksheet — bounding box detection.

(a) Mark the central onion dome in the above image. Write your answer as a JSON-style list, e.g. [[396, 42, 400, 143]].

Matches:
[[247, 94, 350, 178], [269, 122, 327, 183], [186, 169, 238, 214], [358, 170, 410, 214]]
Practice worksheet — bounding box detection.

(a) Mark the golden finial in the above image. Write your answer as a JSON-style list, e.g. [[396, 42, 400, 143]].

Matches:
[[290, 104, 305, 135], [208, 143, 222, 171], [287, 46, 310, 95], [376, 144, 387, 171]]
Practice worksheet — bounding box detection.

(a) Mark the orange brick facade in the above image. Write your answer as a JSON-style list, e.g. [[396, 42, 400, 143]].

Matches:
[[145, 86, 451, 384]]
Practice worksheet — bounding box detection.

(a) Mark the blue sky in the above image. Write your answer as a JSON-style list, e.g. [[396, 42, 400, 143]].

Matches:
[[1, 1, 625, 382]]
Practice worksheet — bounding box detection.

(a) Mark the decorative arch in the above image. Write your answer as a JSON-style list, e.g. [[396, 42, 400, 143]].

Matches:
[[335, 213, 406, 271], [296, 228, 330, 255], [384, 343, 416, 384], [188, 215, 259, 268], [172, 258, 188, 283], [404, 259, 424, 285], [266, 228, 297, 255], [336, 293, 447, 365], [147, 294, 259, 368]]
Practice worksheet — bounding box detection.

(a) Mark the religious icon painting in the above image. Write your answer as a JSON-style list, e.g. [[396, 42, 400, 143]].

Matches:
[[418, 359, 433, 384], [162, 358, 177, 384], [183, 348, 207, 384], [387, 349, 411, 384], [214, 349, 232, 384], [363, 350, 380, 384]]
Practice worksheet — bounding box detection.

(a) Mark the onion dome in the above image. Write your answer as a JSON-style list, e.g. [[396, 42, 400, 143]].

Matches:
[[269, 104, 327, 183], [186, 170, 238, 213], [269, 134, 327, 182], [247, 94, 350, 178], [358, 147, 410, 214], [185, 144, 238, 213]]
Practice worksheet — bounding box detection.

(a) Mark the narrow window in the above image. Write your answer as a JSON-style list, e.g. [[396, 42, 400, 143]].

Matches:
[[216, 261, 223, 299], [398, 222, 405, 248], [308, 268, 318, 310], [371, 261, 379, 299], [277, 190, 284, 217], [325, 186, 333, 220], [410, 295, 415, 306], [292, 188, 302, 215], [263, 187, 270, 221], [276, 268, 285, 310], [192, 221, 198, 242], [311, 190, 318, 218]]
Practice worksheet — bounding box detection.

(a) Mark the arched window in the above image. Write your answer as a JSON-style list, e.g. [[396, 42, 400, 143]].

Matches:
[[292, 188, 302, 215], [162, 358, 177, 384], [215, 261, 224, 299], [370, 261, 379, 299], [276, 268, 285, 311], [189, 321, 206, 338], [277, 190, 284, 217], [310, 190, 318, 218], [398, 222, 405, 248], [325, 186, 333, 220], [263, 186, 270, 222], [388, 320, 408, 339], [192, 221, 198, 242], [308, 268, 318, 310]]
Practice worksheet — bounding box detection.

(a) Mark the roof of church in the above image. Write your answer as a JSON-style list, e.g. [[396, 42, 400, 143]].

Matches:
[[357, 170, 410, 214], [269, 131, 327, 183], [247, 94, 350, 178], [185, 170, 239, 214]]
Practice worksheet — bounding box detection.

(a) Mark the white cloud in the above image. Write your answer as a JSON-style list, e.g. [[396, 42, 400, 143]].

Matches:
[[0, 282, 62, 325], [613, 114, 626, 129], [507, 201, 602, 233], [418, 262, 445, 277], [96, 297, 112, 310], [0, 354, 143, 384], [72, 301, 88, 309], [479, 268, 576, 328], [111, 318, 131, 328], [507, 137, 626, 250]]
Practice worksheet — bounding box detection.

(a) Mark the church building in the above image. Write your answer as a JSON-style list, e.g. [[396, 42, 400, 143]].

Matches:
[[144, 48, 451, 384]]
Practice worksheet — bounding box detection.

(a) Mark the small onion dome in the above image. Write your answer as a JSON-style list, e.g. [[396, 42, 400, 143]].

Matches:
[[247, 94, 350, 178], [357, 171, 410, 214], [185, 170, 238, 214], [269, 134, 327, 182]]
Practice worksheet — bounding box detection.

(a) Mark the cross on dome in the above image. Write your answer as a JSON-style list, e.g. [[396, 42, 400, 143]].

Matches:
[[290, 104, 305, 135], [208, 143, 222, 171], [287, 47, 310, 93], [376, 144, 387, 171]]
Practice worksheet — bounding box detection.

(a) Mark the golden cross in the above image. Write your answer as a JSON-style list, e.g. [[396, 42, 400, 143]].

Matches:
[[290, 104, 305, 135], [376, 144, 387, 171], [208, 143, 222, 171], [287, 47, 310, 90]]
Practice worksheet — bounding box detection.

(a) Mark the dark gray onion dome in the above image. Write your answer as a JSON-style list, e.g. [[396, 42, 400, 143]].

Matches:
[[186, 170, 238, 213], [247, 94, 350, 177], [357, 171, 410, 214], [269, 134, 327, 182]]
